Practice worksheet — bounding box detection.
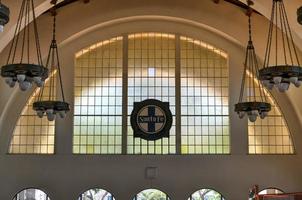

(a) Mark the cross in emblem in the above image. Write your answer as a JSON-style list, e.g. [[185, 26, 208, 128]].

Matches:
[[138, 106, 165, 133]]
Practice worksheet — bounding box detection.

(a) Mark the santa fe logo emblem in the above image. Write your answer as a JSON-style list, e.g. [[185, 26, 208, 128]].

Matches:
[[131, 99, 172, 141]]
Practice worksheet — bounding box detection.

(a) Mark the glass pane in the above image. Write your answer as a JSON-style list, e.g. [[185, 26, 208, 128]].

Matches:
[[180, 36, 230, 154], [127, 33, 176, 154], [73, 37, 123, 154]]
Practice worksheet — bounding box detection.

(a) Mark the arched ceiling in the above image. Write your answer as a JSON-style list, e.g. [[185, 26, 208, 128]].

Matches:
[[1, 0, 301, 52]]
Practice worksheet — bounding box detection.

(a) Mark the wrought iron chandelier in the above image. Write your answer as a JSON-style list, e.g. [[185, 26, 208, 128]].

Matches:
[[298, 6, 302, 25], [235, 1, 271, 122], [1, 0, 48, 91], [259, 0, 302, 92], [33, 6, 69, 121], [0, 0, 9, 32]]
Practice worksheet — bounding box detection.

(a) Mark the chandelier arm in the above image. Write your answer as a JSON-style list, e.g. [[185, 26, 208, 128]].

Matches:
[[280, 3, 293, 65], [253, 49, 265, 102], [11, 0, 27, 64], [20, 1, 30, 63], [55, 46, 66, 102], [49, 46, 56, 101], [280, 1, 300, 66], [239, 46, 249, 103], [264, 1, 275, 68], [6, 0, 25, 64], [275, 1, 278, 67], [250, 48, 257, 102], [38, 45, 52, 101], [26, 0, 30, 64], [31, 0, 43, 66], [278, 3, 288, 65]]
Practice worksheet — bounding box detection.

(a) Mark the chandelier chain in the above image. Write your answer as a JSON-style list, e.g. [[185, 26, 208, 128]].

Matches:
[[280, 1, 300, 66], [31, 0, 43, 65]]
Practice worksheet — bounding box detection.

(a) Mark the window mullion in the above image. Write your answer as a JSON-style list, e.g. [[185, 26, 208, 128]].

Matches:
[[175, 34, 181, 154], [122, 34, 129, 154]]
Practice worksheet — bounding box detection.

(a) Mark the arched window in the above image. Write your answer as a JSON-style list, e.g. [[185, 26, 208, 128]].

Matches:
[[78, 188, 115, 200], [247, 71, 294, 154], [9, 72, 57, 154], [73, 33, 230, 154], [13, 188, 50, 200], [189, 189, 225, 200], [133, 189, 170, 200]]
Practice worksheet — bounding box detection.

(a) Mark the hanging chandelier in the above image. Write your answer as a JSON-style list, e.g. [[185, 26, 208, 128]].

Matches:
[[33, 6, 69, 121], [235, 1, 271, 122], [1, 0, 48, 91], [0, 0, 9, 32], [298, 6, 302, 25], [33, 6, 70, 121], [259, 0, 302, 92]]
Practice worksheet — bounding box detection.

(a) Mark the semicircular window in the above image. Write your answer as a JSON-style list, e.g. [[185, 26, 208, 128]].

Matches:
[[9, 72, 57, 154], [78, 188, 115, 200], [134, 189, 170, 200], [189, 189, 225, 200], [13, 188, 50, 200], [247, 72, 294, 154]]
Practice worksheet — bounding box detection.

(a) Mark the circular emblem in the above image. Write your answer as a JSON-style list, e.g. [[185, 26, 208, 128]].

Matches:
[[131, 99, 172, 141]]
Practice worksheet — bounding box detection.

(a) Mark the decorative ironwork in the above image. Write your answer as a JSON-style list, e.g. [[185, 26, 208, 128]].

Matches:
[[33, 6, 69, 121], [259, 0, 302, 92], [235, 1, 271, 122], [1, 0, 48, 91], [0, 0, 9, 32]]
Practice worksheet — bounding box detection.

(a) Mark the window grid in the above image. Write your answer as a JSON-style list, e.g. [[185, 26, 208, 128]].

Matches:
[[248, 82, 294, 154], [180, 36, 230, 154], [9, 73, 56, 154], [127, 33, 176, 154], [73, 37, 123, 154]]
